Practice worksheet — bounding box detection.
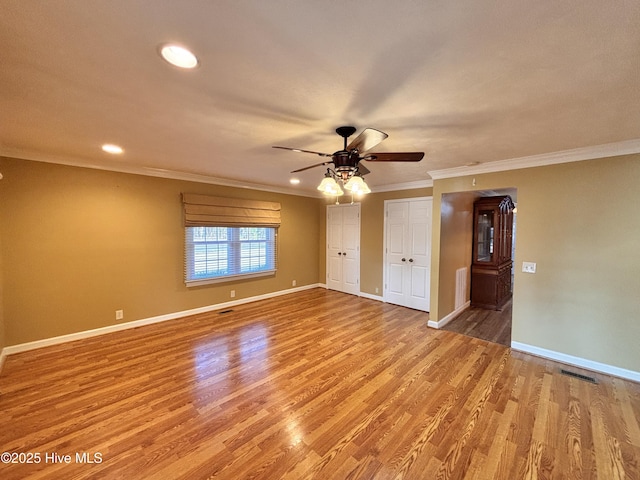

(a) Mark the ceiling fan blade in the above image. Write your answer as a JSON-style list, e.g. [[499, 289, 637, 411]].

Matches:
[[346, 128, 388, 153], [362, 152, 424, 162], [291, 161, 333, 173], [356, 163, 371, 175], [273, 146, 333, 157]]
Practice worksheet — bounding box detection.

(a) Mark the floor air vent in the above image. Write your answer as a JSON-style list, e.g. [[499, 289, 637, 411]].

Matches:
[[218, 309, 234, 314], [560, 369, 597, 384]]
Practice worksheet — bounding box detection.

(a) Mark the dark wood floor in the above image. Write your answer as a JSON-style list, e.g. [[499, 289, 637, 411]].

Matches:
[[442, 299, 512, 347], [1, 289, 639, 479]]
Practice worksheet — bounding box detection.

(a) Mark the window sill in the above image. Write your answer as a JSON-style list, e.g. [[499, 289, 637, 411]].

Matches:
[[185, 270, 276, 287]]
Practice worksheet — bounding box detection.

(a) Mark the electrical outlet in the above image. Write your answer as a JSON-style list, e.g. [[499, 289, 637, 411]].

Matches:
[[375, 287, 379, 294], [522, 262, 537, 273], [292, 280, 297, 287], [115, 309, 124, 320], [230, 290, 236, 298]]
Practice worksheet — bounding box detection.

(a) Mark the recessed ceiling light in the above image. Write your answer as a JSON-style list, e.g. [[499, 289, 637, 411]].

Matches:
[[102, 144, 124, 154], [290, 178, 301, 185], [159, 44, 198, 69]]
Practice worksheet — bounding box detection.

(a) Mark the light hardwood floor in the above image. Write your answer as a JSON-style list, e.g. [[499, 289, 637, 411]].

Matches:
[[1, 288, 639, 479], [442, 299, 513, 347]]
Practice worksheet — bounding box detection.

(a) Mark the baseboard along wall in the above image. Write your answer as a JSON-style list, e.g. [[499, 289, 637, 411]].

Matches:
[[1, 283, 323, 362], [3, 288, 638, 384], [511, 341, 640, 384], [427, 301, 470, 329]]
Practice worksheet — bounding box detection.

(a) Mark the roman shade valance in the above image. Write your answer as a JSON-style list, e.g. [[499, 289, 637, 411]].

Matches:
[[182, 193, 281, 228]]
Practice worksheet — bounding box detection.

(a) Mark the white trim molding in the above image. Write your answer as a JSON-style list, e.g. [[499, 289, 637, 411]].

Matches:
[[0, 148, 321, 198], [371, 179, 433, 193], [0, 347, 7, 372], [428, 138, 640, 180], [511, 341, 640, 383], [1, 284, 322, 361], [1, 149, 434, 198], [359, 291, 384, 302], [427, 301, 470, 329]]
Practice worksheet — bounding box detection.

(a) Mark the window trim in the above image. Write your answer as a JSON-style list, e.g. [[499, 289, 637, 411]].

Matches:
[[185, 270, 275, 287]]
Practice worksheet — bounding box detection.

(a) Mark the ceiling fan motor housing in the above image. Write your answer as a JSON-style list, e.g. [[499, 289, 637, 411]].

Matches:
[[333, 151, 359, 180]]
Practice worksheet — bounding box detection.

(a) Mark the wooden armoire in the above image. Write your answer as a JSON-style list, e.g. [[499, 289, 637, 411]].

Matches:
[[470, 195, 515, 310]]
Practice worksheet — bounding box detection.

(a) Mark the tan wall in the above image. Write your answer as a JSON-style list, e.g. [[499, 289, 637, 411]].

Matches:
[[0, 220, 4, 352], [438, 192, 477, 311], [0, 157, 321, 345], [431, 154, 640, 372], [318, 187, 433, 296]]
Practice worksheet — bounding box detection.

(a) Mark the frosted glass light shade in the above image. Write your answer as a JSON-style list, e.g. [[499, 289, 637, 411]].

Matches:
[[317, 176, 343, 196], [343, 175, 371, 194]]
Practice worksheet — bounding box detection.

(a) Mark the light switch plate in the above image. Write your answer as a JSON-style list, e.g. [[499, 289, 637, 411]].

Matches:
[[522, 262, 537, 273]]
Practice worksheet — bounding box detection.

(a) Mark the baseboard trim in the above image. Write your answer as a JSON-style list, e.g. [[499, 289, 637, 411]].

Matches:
[[319, 285, 383, 303], [359, 292, 384, 302], [511, 341, 640, 383], [427, 301, 470, 329], [2, 283, 323, 359], [0, 347, 7, 372]]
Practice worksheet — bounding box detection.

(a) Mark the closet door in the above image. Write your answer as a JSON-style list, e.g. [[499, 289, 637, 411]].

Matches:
[[326, 204, 360, 295], [407, 199, 431, 311], [327, 206, 344, 291], [384, 198, 432, 311], [385, 201, 409, 306]]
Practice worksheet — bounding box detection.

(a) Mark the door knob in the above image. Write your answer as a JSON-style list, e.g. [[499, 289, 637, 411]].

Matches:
[[409, 258, 414, 262], [401, 258, 406, 262], [338, 252, 342, 255], [343, 252, 347, 256]]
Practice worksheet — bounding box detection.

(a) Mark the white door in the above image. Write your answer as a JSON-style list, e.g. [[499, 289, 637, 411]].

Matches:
[[385, 201, 409, 306], [326, 204, 360, 295], [384, 198, 432, 311], [327, 206, 344, 291], [407, 199, 431, 310]]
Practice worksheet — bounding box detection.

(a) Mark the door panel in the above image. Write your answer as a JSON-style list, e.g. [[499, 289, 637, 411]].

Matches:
[[328, 256, 343, 289], [387, 263, 405, 297], [410, 265, 430, 310], [342, 255, 359, 295], [411, 223, 428, 256]]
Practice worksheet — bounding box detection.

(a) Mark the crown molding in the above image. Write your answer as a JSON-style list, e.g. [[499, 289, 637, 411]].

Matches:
[[370, 179, 433, 193], [1, 148, 434, 197], [0, 148, 321, 198], [428, 138, 640, 180]]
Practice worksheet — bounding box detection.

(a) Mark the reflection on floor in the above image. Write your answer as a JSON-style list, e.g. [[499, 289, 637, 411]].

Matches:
[[442, 298, 512, 347]]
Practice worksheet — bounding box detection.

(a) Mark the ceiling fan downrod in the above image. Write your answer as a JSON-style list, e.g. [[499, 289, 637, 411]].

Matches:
[[335, 126, 357, 151]]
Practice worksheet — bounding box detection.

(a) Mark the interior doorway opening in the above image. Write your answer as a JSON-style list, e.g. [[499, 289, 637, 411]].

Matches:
[[438, 188, 517, 347]]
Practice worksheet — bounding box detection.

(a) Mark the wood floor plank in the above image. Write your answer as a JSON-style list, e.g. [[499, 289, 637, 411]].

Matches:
[[1, 288, 639, 479], [443, 299, 513, 347]]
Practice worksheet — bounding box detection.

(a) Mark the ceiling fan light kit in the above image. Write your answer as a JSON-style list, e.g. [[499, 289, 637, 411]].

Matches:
[[317, 172, 344, 196], [273, 126, 424, 196], [343, 174, 371, 195]]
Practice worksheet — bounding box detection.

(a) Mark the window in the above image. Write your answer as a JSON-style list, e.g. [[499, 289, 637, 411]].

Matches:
[[185, 226, 277, 285]]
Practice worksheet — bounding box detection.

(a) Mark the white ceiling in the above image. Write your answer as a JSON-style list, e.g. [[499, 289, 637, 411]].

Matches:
[[1, 1, 639, 195]]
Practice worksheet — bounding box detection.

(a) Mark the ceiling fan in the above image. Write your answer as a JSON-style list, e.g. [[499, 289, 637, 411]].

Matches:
[[273, 126, 424, 195]]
